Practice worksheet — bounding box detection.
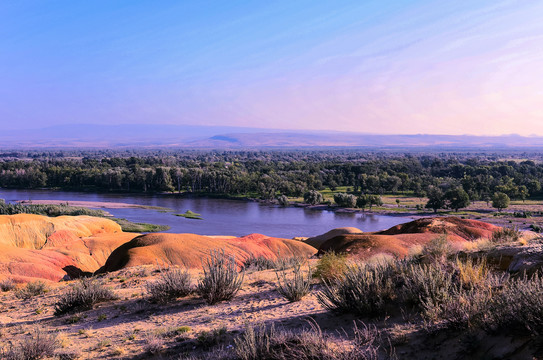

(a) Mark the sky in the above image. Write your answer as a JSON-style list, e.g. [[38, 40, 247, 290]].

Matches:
[[1, 0, 542, 135]]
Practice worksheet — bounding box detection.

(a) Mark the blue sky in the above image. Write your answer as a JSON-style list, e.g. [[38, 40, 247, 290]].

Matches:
[[1, 1, 542, 134]]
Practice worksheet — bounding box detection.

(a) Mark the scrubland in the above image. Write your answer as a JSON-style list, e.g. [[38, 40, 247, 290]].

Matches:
[[2, 225, 543, 360]]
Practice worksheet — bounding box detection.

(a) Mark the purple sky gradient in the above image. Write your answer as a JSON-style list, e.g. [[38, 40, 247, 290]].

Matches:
[[1, 1, 542, 135]]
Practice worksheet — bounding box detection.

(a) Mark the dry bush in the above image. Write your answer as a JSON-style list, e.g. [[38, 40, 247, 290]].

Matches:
[[418, 235, 453, 264], [197, 327, 228, 349], [243, 254, 306, 271], [399, 262, 456, 307], [317, 262, 396, 317], [14, 281, 48, 299], [198, 250, 244, 305], [0, 278, 15, 292], [2, 328, 59, 360], [455, 257, 489, 289], [275, 261, 311, 302], [143, 335, 164, 354], [243, 256, 278, 271], [421, 281, 495, 329], [146, 267, 192, 303], [314, 252, 348, 282], [54, 278, 117, 316], [490, 226, 521, 243], [234, 321, 379, 360], [484, 273, 543, 334]]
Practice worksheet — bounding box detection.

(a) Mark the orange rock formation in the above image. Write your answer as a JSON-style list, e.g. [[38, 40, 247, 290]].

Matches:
[[99, 233, 318, 272]]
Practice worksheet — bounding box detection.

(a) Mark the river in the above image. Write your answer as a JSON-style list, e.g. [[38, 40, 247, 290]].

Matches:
[[0, 189, 411, 238]]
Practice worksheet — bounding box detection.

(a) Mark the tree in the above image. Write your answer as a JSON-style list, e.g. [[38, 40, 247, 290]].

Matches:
[[425, 186, 444, 213], [333, 193, 356, 208], [303, 190, 323, 205], [444, 187, 470, 212], [492, 192, 510, 211], [356, 195, 368, 210], [368, 195, 383, 210], [276, 195, 289, 207], [518, 185, 529, 202]]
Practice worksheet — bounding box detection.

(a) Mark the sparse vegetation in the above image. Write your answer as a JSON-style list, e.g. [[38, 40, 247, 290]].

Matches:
[[234, 322, 380, 360], [243, 254, 307, 271], [54, 278, 117, 316], [197, 250, 244, 305], [145, 267, 192, 303], [112, 218, 170, 232]]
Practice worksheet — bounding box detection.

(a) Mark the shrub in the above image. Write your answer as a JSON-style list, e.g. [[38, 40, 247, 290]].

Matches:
[[455, 257, 489, 290], [143, 335, 164, 354], [197, 250, 244, 305], [145, 267, 192, 303], [490, 226, 521, 243], [197, 327, 228, 349], [3, 328, 59, 360], [242, 256, 278, 271], [421, 283, 493, 329], [399, 262, 456, 307], [242, 255, 305, 271], [317, 262, 396, 317], [0, 278, 15, 292], [484, 273, 543, 334], [418, 235, 453, 263], [14, 281, 48, 299], [275, 261, 311, 302], [314, 252, 348, 282], [54, 278, 117, 316]]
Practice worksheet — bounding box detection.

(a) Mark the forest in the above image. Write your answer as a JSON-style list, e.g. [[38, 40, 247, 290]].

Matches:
[[0, 150, 541, 205]]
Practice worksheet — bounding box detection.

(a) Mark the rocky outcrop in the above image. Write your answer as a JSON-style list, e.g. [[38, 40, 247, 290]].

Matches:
[[99, 233, 317, 272], [467, 242, 543, 274]]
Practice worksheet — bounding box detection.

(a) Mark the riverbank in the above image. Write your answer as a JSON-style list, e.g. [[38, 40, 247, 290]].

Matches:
[[18, 199, 169, 210]]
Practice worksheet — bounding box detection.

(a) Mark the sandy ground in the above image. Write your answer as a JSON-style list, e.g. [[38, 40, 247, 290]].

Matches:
[[2, 260, 541, 359], [0, 262, 359, 359]]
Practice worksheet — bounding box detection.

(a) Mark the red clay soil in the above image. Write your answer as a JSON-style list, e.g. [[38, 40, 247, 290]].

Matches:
[[0, 214, 138, 282], [318, 217, 501, 260], [99, 233, 317, 273]]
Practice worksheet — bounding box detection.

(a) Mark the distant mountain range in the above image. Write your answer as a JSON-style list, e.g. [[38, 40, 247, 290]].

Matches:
[[2, 124, 543, 149]]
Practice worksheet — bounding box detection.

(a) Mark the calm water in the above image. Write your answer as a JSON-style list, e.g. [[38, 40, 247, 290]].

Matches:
[[0, 189, 410, 238]]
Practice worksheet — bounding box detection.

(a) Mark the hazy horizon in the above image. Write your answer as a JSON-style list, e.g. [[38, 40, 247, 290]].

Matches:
[[2, 1, 542, 136]]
